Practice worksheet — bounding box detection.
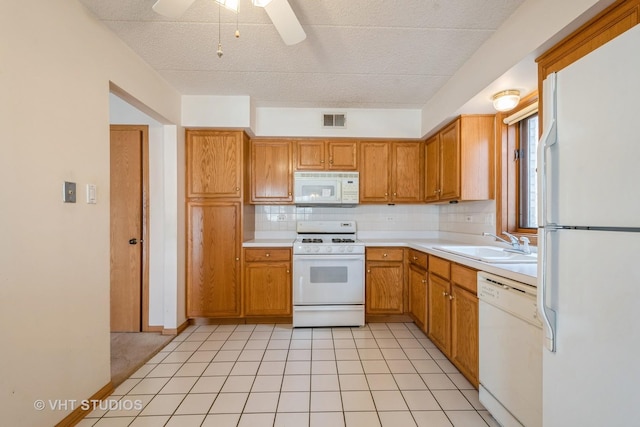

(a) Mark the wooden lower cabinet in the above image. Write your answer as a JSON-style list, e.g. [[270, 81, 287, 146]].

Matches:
[[408, 264, 427, 331], [187, 201, 241, 318], [365, 247, 404, 315], [243, 248, 292, 317], [427, 273, 451, 353], [427, 255, 479, 387], [407, 249, 428, 332]]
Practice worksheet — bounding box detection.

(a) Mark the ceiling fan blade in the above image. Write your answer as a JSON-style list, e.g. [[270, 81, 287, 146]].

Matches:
[[264, 0, 306, 46], [152, 0, 197, 18]]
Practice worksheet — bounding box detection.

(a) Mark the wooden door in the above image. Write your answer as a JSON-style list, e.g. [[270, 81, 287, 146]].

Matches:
[[451, 285, 479, 387], [359, 142, 390, 202], [244, 262, 292, 316], [251, 140, 293, 203], [295, 140, 325, 170], [428, 273, 451, 355], [439, 120, 461, 201], [186, 130, 242, 198], [327, 141, 358, 170], [424, 135, 440, 202], [365, 262, 404, 314], [391, 141, 424, 203], [187, 201, 241, 317], [408, 264, 427, 331], [110, 125, 148, 332]]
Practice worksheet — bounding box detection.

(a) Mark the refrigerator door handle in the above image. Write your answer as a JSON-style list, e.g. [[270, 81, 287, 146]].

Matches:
[[537, 227, 557, 352]]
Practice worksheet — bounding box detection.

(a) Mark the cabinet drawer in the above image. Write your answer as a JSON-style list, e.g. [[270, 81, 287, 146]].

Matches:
[[408, 249, 428, 269], [244, 248, 291, 262], [429, 255, 451, 280], [366, 247, 404, 262], [451, 264, 477, 294]]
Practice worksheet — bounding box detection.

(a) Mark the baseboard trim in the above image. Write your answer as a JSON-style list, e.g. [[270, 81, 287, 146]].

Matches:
[[54, 381, 114, 427], [162, 319, 189, 336], [366, 314, 413, 323], [145, 325, 163, 333]]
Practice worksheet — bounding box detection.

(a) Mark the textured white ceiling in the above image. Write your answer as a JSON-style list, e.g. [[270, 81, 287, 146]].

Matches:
[[79, 0, 526, 108]]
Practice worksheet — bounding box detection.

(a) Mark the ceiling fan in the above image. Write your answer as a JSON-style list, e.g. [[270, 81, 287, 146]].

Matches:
[[152, 0, 306, 45]]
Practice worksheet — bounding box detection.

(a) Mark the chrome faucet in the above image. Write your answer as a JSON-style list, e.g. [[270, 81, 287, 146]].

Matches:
[[482, 232, 532, 254]]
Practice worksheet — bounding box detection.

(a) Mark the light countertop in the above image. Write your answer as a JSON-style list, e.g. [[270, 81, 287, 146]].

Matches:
[[242, 237, 537, 287]]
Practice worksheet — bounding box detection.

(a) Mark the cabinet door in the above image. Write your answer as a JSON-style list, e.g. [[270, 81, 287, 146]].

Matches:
[[359, 142, 391, 202], [392, 141, 424, 203], [187, 202, 241, 317], [408, 264, 427, 331], [251, 140, 293, 203], [295, 140, 325, 170], [328, 141, 358, 170], [451, 285, 479, 387], [365, 261, 404, 314], [187, 130, 242, 198], [244, 262, 292, 316], [439, 120, 461, 201], [428, 273, 451, 355], [424, 135, 440, 202]]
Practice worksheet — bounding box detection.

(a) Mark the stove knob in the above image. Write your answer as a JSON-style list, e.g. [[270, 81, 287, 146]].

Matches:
[[339, 246, 346, 253], [305, 246, 311, 253], [314, 246, 320, 253], [347, 246, 354, 252], [325, 246, 333, 253]]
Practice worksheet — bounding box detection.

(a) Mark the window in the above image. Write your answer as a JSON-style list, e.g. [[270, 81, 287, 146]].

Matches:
[[496, 92, 539, 243], [518, 113, 538, 229]]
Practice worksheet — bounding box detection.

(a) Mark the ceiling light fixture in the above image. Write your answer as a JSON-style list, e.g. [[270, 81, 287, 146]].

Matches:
[[492, 90, 521, 112], [214, 0, 239, 12]]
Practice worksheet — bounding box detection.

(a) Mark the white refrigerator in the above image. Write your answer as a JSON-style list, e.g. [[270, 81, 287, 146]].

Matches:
[[538, 24, 640, 426]]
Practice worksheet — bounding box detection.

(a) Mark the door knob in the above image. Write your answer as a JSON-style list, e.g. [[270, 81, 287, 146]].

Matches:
[[128, 238, 138, 245]]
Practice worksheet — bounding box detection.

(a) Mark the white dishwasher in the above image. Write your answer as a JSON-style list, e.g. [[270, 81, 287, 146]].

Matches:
[[477, 271, 542, 427]]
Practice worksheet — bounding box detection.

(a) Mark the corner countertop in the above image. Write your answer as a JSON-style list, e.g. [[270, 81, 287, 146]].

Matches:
[[242, 236, 537, 287], [360, 238, 537, 287]]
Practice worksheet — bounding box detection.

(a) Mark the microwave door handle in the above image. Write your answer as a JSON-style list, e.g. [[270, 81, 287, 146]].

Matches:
[[336, 180, 341, 200]]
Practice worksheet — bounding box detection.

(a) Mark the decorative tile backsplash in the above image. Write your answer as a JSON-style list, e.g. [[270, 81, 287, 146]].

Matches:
[[254, 200, 496, 242]]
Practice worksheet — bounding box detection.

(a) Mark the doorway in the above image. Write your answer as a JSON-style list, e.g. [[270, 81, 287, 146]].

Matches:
[[110, 124, 150, 332]]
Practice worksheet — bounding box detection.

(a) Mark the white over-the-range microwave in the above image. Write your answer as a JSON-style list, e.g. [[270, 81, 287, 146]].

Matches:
[[293, 171, 359, 206]]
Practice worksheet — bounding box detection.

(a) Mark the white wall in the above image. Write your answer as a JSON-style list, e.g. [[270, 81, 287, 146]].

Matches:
[[182, 95, 251, 128], [0, 1, 182, 425]]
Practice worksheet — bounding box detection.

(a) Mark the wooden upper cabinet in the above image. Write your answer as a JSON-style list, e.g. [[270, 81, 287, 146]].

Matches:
[[359, 142, 391, 203], [251, 139, 293, 204], [424, 135, 440, 202], [186, 130, 245, 199], [391, 141, 424, 203], [424, 115, 494, 203], [360, 141, 423, 203], [295, 140, 357, 170]]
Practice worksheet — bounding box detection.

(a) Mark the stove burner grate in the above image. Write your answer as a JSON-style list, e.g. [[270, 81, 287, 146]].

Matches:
[[332, 238, 356, 243], [301, 238, 323, 243]]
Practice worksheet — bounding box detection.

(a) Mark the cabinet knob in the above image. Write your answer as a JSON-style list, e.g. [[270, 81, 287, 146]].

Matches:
[[288, 192, 292, 196], [321, 160, 325, 163], [265, 253, 270, 257], [329, 159, 333, 164], [235, 257, 239, 261], [385, 192, 388, 196], [421, 279, 427, 283], [383, 253, 388, 257], [393, 192, 397, 196], [443, 291, 449, 297], [236, 187, 240, 191], [367, 269, 371, 273], [449, 295, 454, 300], [286, 270, 290, 274], [413, 256, 417, 260]]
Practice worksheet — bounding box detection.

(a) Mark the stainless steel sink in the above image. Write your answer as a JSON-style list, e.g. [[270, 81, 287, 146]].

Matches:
[[434, 245, 537, 264]]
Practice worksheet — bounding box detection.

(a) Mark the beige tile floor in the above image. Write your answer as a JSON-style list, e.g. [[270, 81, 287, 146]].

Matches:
[[79, 322, 499, 427]]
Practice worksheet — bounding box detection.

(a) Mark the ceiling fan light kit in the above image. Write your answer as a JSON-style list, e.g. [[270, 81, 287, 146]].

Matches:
[[152, 0, 305, 49]]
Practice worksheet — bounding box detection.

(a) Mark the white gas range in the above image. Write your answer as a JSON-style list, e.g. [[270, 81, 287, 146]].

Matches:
[[292, 221, 365, 328]]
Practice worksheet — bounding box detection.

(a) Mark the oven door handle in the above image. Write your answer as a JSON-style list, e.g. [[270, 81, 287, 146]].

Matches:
[[293, 255, 364, 261]]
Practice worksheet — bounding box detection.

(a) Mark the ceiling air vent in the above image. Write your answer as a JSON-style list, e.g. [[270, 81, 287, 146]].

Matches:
[[322, 113, 347, 128]]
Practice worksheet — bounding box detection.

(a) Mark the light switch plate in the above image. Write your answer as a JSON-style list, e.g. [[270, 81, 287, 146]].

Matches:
[[86, 184, 97, 204], [63, 181, 76, 203]]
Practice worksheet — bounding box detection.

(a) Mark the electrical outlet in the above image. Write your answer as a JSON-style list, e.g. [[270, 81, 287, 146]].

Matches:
[[63, 181, 76, 203], [386, 216, 394, 222], [465, 215, 473, 222], [276, 214, 286, 221]]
